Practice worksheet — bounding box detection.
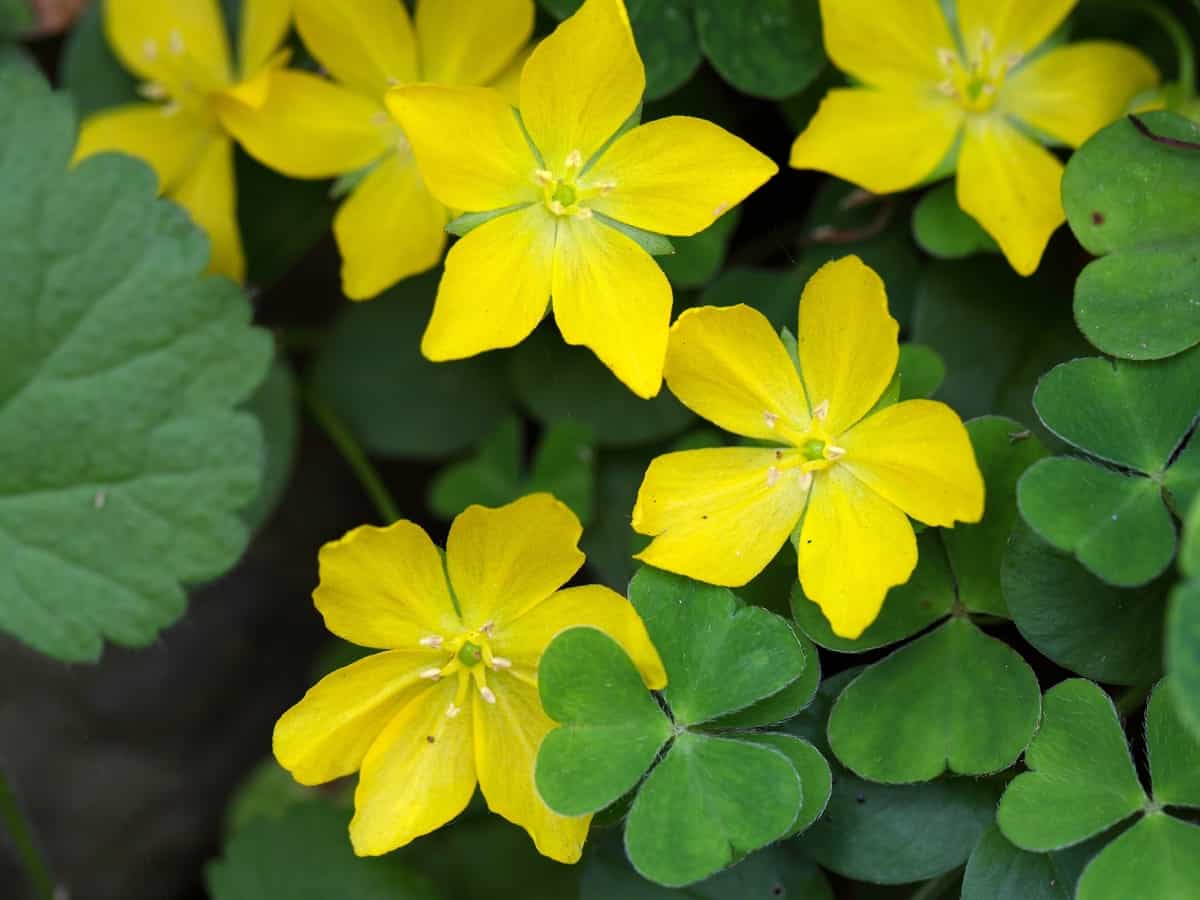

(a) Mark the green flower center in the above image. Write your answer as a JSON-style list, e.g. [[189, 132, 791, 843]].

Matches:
[[553, 182, 578, 207], [458, 641, 483, 667], [802, 439, 827, 461], [935, 30, 1020, 114]]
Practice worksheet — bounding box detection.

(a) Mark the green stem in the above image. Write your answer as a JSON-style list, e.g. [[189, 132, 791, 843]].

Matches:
[[0, 767, 54, 900], [1147, 3, 1196, 99], [303, 388, 401, 525], [1116, 683, 1153, 719], [910, 869, 960, 900]]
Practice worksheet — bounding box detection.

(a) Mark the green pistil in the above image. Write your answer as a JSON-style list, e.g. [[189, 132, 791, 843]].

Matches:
[[802, 439, 827, 461], [458, 641, 483, 667], [552, 183, 577, 207]]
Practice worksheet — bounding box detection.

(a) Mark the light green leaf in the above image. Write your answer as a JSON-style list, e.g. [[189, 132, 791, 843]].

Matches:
[[737, 732, 832, 837], [1168, 582, 1200, 740], [1146, 679, 1200, 808], [1075, 813, 1200, 900], [709, 625, 820, 729], [897, 343, 946, 400], [911, 181, 1000, 260], [1165, 436, 1200, 516]]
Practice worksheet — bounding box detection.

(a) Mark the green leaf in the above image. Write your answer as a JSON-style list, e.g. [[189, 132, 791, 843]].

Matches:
[[942, 417, 1048, 616], [511, 324, 695, 448], [911, 181, 1000, 260], [698, 265, 810, 331], [1165, 436, 1200, 515], [1184, 497, 1200, 577], [206, 801, 442, 900], [1146, 679, 1200, 808], [1002, 525, 1167, 685], [312, 271, 514, 459], [736, 733, 832, 837], [1032, 351, 1200, 474], [693, 0, 825, 99], [225, 759, 318, 835], [896, 343, 946, 400], [241, 358, 300, 533], [1075, 813, 1200, 900], [536, 627, 672, 817], [1062, 112, 1200, 360], [962, 826, 1070, 900], [997, 679, 1147, 852], [0, 65, 271, 662], [660, 209, 742, 288], [1018, 457, 1177, 587], [596, 213, 676, 256], [828, 618, 1041, 783], [709, 624, 820, 729], [1167, 582, 1200, 740], [628, 567, 807, 726], [581, 449, 653, 587], [58, 1, 138, 116], [791, 531, 955, 652], [624, 732, 802, 887]]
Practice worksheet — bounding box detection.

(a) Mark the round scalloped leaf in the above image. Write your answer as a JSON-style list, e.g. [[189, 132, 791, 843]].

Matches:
[[912, 181, 1000, 260], [624, 732, 802, 887], [1032, 351, 1200, 474], [997, 679, 1146, 853], [1146, 679, 1200, 809], [962, 826, 1070, 900], [536, 627, 672, 817], [1075, 813, 1200, 900], [1168, 582, 1200, 740], [708, 625, 820, 730], [1165, 436, 1200, 517], [694, 0, 825, 99], [736, 732, 832, 837], [1062, 112, 1200, 361], [828, 618, 1040, 783], [628, 567, 806, 726], [1002, 525, 1166, 685], [1017, 457, 1176, 587], [0, 63, 271, 663]]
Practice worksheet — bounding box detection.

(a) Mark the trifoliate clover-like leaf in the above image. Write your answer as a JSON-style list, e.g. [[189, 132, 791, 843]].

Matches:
[[0, 63, 271, 663]]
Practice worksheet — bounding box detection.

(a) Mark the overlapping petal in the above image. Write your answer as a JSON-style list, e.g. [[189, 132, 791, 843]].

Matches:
[[415, 0, 534, 88], [957, 0, 1077, 61], [633, 448, 811, 587], [551, 216, 672, 399], [840, 399, 985, 526], [312, 520, 461, 650], [105, 0, 231, 92], [238, 0, 293, 78], [1004, 42, 1159, 148], [421, 204, 555, 360], [663, 305, 810, 443], [446, 494, 585, 633], [789, 88, 963, 195], [519, 0, 644, 172], [171, 136, 244, 280], [294, 0, 417, 99], [334, 152, 447, 300], [817, 0, 954, 90], [797, 256, 900, 437], [73, 104, 209, 194], [798, 465, 917, 639], [587, 116, 777, 236], [956, 118, 1064, 276], [273, 649, 436, 785]]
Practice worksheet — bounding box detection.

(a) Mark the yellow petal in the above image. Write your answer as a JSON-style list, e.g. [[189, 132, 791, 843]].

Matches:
[[491, 45, 534, 106], [798, 465, 917, 639], [817, 0, 955, 89], [840, 399, 985, 526], [956, 118, 1064, 276], [105, 0, 232, 92], [519, 0, 644, 172], [171, 136, 244, 280], [633, 447, 811, 587], [294, 0, 417, 98], [415, 0, 534, 87], [313, 520, 461, 650], [788, 88, 963, 194], [445, 494, 585, 632], [216, 70, 390, 178], [663, 304, 810, 443], [386, 84, 539, 212], [273, 649, 437, 785], [421, 204, 554, 360], [334, 152, 447, 300], [587, 116, 777, 237], [350, 678, 477, 856], [475, 674, 591, 863], [798, 255, 899, 437], [221, 48, 291, 110], [1004, 42, 1160, 148], [551, 215, 672, 399], [958, 0, 1077, 60], [238, 0, 292, 78], [73, 104, 210, 194], [496, 584, 667, 689]]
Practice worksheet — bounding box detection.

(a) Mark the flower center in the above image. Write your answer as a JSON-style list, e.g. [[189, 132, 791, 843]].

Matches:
[[935, 31, 1022, 113], [802, 439, 827, 461], [417, 624, 514, 718], [534, 148, 616, 219]]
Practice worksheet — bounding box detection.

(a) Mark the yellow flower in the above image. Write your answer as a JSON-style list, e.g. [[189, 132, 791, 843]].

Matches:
[[220, 0, 535, 300], [273, 494, 666, 863], [631, 256, 985, 639], [789, 0, 1159, 275], [73, 0, 294, 281], [386, 0, 778, 399]]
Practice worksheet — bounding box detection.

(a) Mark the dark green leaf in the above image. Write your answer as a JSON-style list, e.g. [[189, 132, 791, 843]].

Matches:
[[694, 0, 825, 99], [911, 181, 1000, 260], [58, 1, 138, 116], [1146, 679, 1200, 808], [896, 344, 946, 401], [698, 265, 810, 331], [962, 826, 1070, 900], [1075, 813, 1200, 900], [1165, 435, 1200, 515], [660, 209, 742, 288], [241, 358, 300, 533], [736, 732, 832, 836], [1167, 582, 1200, 740]]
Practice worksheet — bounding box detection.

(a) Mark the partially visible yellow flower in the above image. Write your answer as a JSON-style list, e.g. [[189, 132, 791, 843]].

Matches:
[[387, 0, 778, 399], [73, 0, 294, 281], [274, 494, 666, 863], [632, 256, 985, 639], [220, 0, 535, 300], [790, 0, 1159, 275]]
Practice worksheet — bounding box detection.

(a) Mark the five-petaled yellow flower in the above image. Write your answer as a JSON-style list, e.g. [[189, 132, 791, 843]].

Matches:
[[387, 0, 778, 399], [274, 494, 666, 862], [74, 0, 294, 281], [632, 256, 985, 638], [221, 0, 535, 300], [790, 0, 1159, 275]]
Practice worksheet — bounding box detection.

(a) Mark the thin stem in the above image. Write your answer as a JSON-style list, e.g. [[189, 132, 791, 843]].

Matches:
[[909, 869, 960, 900], [1116, 683, 1153, 719], [303, 387, 401, 526], [1146, 2, 1196, 99], [0, 767, 54, 900]]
